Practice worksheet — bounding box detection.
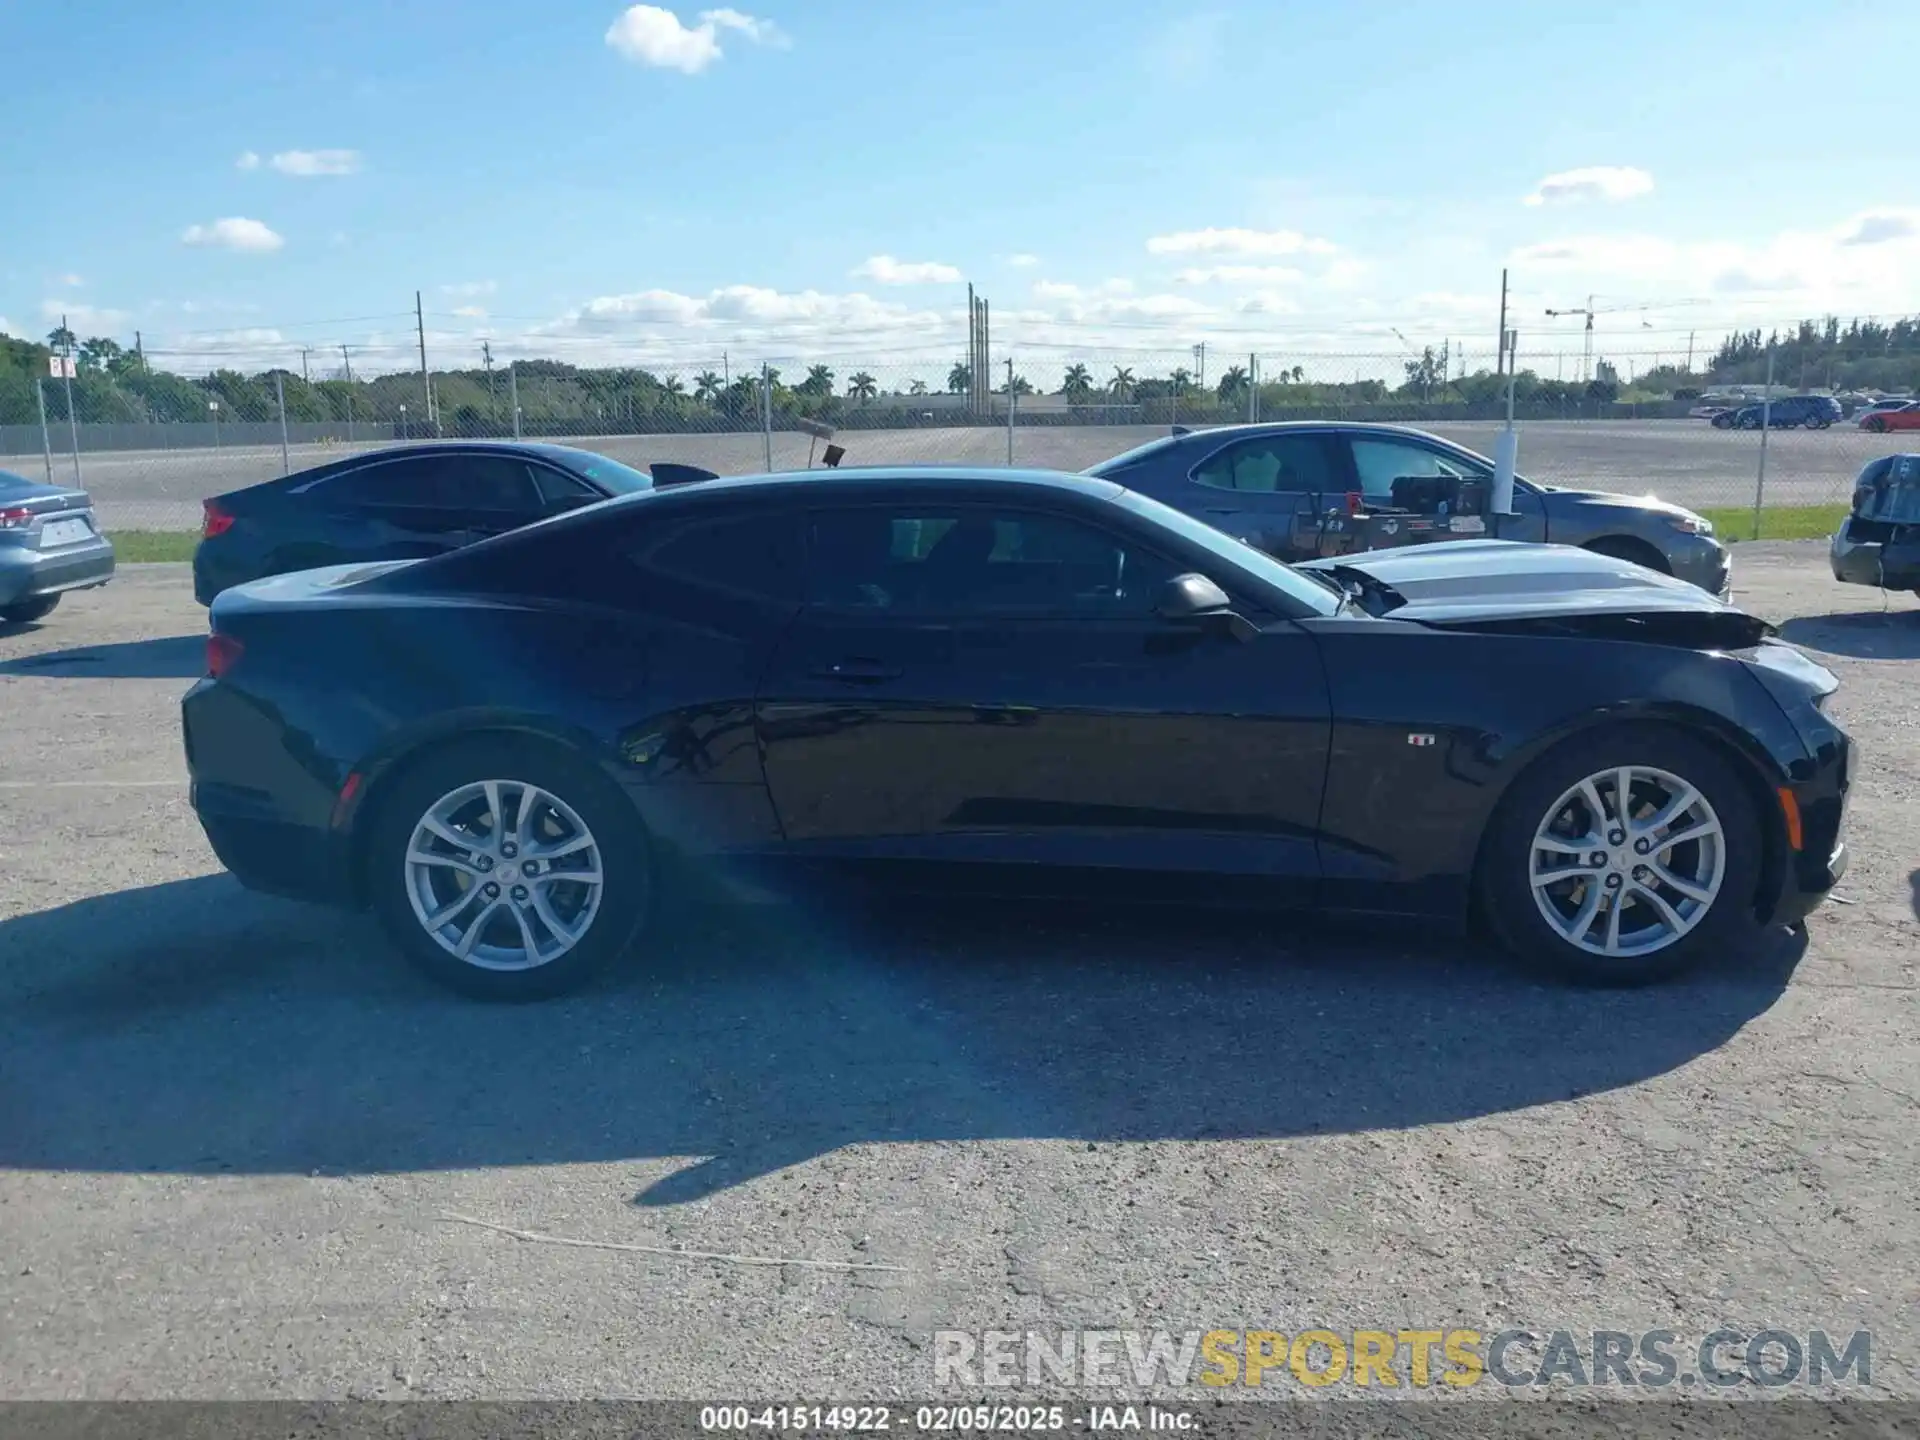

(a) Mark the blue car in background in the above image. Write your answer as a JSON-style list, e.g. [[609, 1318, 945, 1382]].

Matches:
[[1710, 395, 1842, 430]]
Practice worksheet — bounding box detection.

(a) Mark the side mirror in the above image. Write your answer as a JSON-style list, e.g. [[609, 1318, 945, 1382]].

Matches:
[[1157, 572, 1232, 620], [1156, 573, 1258, 642]]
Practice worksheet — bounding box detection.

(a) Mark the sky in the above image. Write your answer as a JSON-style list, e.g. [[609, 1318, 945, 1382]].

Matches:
[[3, 0, 1916, 386]]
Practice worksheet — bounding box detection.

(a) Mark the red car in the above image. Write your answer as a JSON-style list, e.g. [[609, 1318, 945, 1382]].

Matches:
[[1861, 402, 1920, 433]]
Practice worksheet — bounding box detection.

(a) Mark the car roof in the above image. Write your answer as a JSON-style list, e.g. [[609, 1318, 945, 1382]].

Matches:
[[223, 439, 586, 496], [578, 465, 1128, 510]]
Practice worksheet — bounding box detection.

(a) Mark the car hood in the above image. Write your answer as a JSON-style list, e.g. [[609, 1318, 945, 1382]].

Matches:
[[1541, 486, 1705, 524], [1301, 540, 1770, 646]]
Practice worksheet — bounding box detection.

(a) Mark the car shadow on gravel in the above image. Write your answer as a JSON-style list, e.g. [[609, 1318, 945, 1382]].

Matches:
[[0, 873, 1804, 1206], [1777, 610, 1920, 660], [0, 633, 205, 679]]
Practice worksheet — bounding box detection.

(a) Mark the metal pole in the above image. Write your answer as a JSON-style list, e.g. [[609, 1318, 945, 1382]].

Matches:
[[1006, 358, 1015, 465], [1496, 268, 1509, 377], [276, 371, 291, 475], [34, 379, 54, 484], [340, 345, 356, 445], [761, 362, 774, 470], [415, 289, 433, 427], [1751, 350, 1774, 541], [509, 363, 522, 439], [1246, 353, 1258, 424], [59, 317, 81, 484]]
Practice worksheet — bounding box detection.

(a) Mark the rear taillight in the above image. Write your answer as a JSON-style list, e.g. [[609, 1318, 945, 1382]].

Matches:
[[0, 507, 33, 530], [202, 500, 235, 539], [206, 632, 244, 678]]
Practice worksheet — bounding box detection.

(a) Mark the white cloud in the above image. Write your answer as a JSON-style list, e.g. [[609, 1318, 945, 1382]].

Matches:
[[1523, 166, 1654, 207], [1031, 280, 1083, 301], [55, 273, 83, 287], [1843, 210, 1919, 247], [1508, 234, 1678, 273], [441, 280, 498, 297], [604, 5, 786, 73], [270, 148, 363, 177], [1146, 227, 1338, 257], [452, 305, 488, 319], [1175, 264, 1305, 286], [236, 150, 260, 170], [39, 300, 129, 330], [181, 217, 286, 253], [1005, 253, 1040, 268], [852, 255, 963, 285]]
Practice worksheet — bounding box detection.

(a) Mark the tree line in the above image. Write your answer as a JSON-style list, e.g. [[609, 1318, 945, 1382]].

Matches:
[[4, 312, 1916, 434]]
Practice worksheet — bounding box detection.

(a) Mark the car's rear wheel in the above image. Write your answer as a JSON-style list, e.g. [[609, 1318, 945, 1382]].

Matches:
[[1711, 413, 1734, 429], [365, 738, 650, 1000], [0, 595, 60, 624], [1866, 417, 1889, 433], [1479, 726, 1761, 986]]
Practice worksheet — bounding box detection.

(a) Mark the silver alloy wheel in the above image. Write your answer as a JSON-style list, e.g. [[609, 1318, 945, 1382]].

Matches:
[[404, 778, 604, 971], [1529, 764, 1726, 960]]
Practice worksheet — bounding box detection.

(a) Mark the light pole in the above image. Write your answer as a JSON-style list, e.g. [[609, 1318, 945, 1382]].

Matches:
[[209, 400, 220, 449]]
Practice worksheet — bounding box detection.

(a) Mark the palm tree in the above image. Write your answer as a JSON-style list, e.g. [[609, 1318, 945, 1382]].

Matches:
[[947, 362, 971, 395], [46, 324, 77, 356], [1217, 365, 1250, 403], [1169, 366, 1193, 393], [1109, 366, 1136, 402], [799, 364, 834, 399], [661, 373, 686, 397], [847, 371, 878, 402], [1061, 363, 1093, 405], [694, 370, 723, 404], [908, 378, 929, 396], [1290, 365, 1306, 384]]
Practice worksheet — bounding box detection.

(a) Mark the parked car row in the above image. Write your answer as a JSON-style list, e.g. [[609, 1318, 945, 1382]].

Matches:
[[1709, 395, 1844, 430], [172, 426, 1853, 1002]]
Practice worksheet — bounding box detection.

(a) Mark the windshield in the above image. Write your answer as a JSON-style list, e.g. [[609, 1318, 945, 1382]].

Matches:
[[548, 449, 654, 495], [1111, 486, 1341, 616]]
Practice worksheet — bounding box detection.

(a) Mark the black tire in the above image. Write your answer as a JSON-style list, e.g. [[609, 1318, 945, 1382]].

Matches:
[[1711, 413, 1734, 430], [1479, 724, 1762, 986], [0, 595, 60, 624], [363, 736, 650, 1000], [1583, 536, 1672, 575], [1866, 417, 1888, 433]]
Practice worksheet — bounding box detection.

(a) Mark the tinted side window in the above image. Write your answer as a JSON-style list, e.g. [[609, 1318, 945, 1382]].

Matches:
[[318, 457, 443, 507], [631, 513, 800, 602], [442, 455, 540, 513], [1190, 435, 1340, 494], [529, 464, 599, 506], [805, 507, 1175, 617]]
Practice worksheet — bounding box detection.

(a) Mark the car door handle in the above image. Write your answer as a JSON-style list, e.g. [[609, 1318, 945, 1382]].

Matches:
[[812, 659, 903, 683]]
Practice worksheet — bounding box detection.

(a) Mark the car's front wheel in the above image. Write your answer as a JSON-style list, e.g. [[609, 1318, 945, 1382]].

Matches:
[[1866, 417, 1889, 433], [1, 595, 60, 624], [1711, 413, 1734, 429], [365, 738, 650, 1000], [1480, 726, 1761, 985]]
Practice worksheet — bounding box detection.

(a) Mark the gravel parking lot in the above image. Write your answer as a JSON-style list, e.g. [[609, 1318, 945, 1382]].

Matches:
[[2, 551, 1917, 1403]]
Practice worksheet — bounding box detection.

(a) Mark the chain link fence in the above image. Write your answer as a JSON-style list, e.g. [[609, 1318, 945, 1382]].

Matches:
[[0, 344, 1908, 537]]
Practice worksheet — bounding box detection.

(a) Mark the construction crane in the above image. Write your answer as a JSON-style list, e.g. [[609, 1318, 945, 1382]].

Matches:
[[1544, 297, 1712, 382]]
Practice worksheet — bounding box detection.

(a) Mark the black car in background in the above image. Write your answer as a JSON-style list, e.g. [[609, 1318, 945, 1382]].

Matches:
[[183, 466, 1850, 1001], [192, 441, 655, 604], [1710, 395, 1843, 430]]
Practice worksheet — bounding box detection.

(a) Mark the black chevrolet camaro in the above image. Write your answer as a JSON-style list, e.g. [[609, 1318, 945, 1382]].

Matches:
[[182, 467, 1851, 1000]]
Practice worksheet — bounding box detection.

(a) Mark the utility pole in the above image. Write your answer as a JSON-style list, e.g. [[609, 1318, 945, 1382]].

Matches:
[[482, 341, 496, 425], [1193, 342, 1206, 392], [134, 330, 146, 373], [509, 363, 521, 439], [1686, 330, 1696, 374], [722, 351, 729, 386], [299, 347, 313, 384], [340, 344, 356, 444], [1496, 268, 1509, 377], [59, 315, 80, 483], [415, 289, 434, 428]]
